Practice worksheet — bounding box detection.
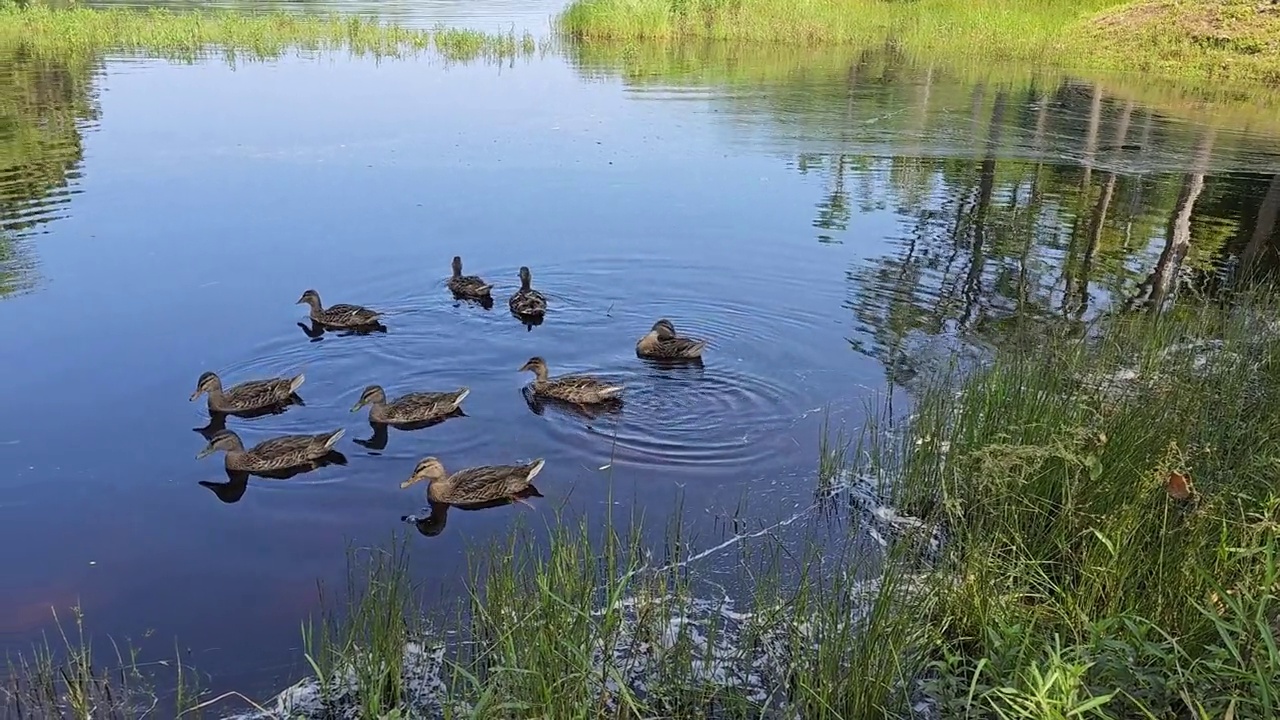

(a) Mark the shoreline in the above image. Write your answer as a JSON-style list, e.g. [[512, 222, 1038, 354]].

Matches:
[[558, 0, 1280, 86], [10, 292, 1279, 719]]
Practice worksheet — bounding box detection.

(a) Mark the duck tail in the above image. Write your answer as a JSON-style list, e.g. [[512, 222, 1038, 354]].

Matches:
[[453, 387, 471, 406], [525, 458, 546, 481], [684, 340, 707, 358], [322, 428, 346, 450], [599, 385, 625, 398], [289, 373, 306, 393]]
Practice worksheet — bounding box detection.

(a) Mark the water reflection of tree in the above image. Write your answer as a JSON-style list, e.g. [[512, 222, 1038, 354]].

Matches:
[[568, 43, 1280, 380], [0, 47, 99, 298], [803, 66, 1280, 376]]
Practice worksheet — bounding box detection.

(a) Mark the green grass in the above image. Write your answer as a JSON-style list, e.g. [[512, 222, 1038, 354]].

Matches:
[[558, 0, 1280, 85], [867, 294, 1280, 717], [2, 606, 202, 719], [0, 5, 539, 62]]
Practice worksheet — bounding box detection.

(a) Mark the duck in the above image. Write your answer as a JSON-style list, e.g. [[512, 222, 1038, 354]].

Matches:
[[189, 371, 305, 414], [296, 289, 381, 329], [400, 456, 545, 506], [519, 356, 623, 405], [351, 384, 470, 425], [508, 266, 547, 319], [196, 428, 345, 473], [447, 256, 493, 300], [636, 319, 707, 360]]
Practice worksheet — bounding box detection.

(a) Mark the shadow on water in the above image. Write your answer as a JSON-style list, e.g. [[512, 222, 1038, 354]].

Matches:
[[354, 408, 468, 452], [520, 385, 624, 422], [401, 484, 544, 538], [297, 318, 389, 341], [193, 397, 307, 440], [198, 450, 349, 504]]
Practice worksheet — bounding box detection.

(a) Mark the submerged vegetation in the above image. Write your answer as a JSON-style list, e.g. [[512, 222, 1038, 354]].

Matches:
[[559, 0, 1280, 85], [8, 290, 1280, 718], [0, 5, 538, 62]]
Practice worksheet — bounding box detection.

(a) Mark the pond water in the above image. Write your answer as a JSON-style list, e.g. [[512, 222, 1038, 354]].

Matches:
[[2, 0, 1280, 708]]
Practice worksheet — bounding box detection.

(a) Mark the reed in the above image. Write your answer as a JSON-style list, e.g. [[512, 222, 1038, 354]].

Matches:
[[558, 0, 1280, 85], [1, 606, 201, 719], [0, 5, 537, 63], [862, 293, 1280, 716]]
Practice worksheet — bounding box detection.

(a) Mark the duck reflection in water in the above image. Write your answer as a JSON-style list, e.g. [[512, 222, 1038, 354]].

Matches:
[[297, 319, 388, 342], [199, 450, 348, 504], [521, 385, 622, 421], [350, 384, 470, 451], [355, 409, 467, 451], [401, 486, 544, 537]]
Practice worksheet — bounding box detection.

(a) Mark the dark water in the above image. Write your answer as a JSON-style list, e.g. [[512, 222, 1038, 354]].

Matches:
[[2, 3, 1280, 706]]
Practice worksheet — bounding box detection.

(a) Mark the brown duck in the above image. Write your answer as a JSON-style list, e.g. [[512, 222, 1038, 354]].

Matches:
[[636, 319, 706, 359], [519, 356, 623, 405], [400, 456, 545, 506]]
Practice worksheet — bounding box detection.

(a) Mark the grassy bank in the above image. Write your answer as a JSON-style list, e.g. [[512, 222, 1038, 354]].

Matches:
[[7, 294, 1280, 717], [559, 0, 1280, 85], [0, 5, 537, 62]]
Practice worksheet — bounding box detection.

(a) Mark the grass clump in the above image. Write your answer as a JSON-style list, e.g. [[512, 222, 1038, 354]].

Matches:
[[1084, 0, 1280, 85], [558, 0, 1280, 85], [865, 294, 1280, 716], [2, 606, 202, 719], [0, 5, 537, 63], [447, 515, 929, 718]]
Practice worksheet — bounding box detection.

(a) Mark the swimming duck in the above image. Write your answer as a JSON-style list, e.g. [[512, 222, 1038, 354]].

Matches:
[[189, 371, 305, 414], [636, 319, 707, 360], [196, 428, 345, 472], [400, 456, 545, 506], [508, 266, 547, 318], [351, 385, 470, 425], [519, 356, 623, 405], [296, 289, 381, 329], [447, 256, 493, 300]]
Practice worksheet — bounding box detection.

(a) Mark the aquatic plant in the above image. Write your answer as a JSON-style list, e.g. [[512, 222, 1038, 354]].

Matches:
[[1, 606, 202, 719]]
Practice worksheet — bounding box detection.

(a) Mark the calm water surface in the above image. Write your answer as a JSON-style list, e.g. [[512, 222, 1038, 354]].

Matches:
[[2, 1, 1280, 705]]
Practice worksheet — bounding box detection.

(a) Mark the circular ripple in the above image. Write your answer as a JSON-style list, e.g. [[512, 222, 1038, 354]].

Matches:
[[507, 256, 829, 470], [202, 251, 834, 479]]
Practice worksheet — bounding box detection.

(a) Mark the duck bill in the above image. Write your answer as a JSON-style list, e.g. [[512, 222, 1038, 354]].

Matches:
[[400, 475, 425, 490], [350, 400, 366, 413], [195, 445, 216, 460], [188, 390, 202, 401]]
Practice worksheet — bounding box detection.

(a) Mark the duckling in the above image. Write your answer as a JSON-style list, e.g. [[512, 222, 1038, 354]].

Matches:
[[351, 384, 470, 425], [447, 256, 493, 300], [400, 456, 545, 506], [519, 356, 623, 404], [636, 319, 707, 359], [189, 371, 305, 414], [196, 428, 345, 473], [296, 289, 381, 329], [508, 266, 547, 318]]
